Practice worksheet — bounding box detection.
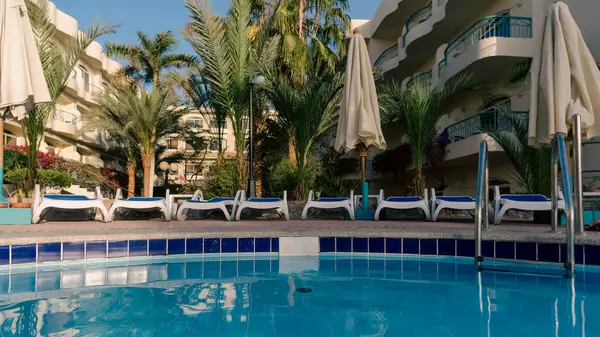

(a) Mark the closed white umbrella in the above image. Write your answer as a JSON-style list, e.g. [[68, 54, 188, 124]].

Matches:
[[0, 0, 51, 193], [529, 1, 600, 146], [335, 29, 386, 218]]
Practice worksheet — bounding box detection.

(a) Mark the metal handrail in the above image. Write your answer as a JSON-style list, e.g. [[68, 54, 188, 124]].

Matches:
[[407, 70, 433, 88], [474, 141, 489, 266], [442, 109, 529, 144], [53, 109, 79, 125], [438, 15, 532, 77], [553, 134, 575, 272], [373, 44, 399, 68], [402, 1, 433, 47]]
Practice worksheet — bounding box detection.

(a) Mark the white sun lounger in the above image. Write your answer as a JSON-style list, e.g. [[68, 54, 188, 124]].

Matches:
[[32, 185, 109, 223], [493, 186, 565, 224], [374, 189, 430, 221], [430, 188, 476, 222], [302, 190, 355, 220], [108, 188, 172, 222], [177, 190, 242, 221], [235, 190, 289, 221]]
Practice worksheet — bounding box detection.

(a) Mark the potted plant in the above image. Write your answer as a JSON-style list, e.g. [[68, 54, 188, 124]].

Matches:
[[9, 189, 32, 208]]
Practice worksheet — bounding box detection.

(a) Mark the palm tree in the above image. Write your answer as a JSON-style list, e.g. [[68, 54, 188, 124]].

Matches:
[[379, 74, 482, 195], [92, 86, 188, 196], [104, 31, 197, 92], [184, 0, 280, 189], [23, 0, 116, 192], [263, 61, 343, 199], [484, 109, 551, 196]]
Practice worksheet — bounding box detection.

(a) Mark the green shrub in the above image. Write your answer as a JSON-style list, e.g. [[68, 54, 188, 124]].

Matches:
[[37, 169, 72, 189], [4, 168, 27, 187], [3, 148, 27, 171], [269, 158, 319, 200], [204, 160, 238, 199]]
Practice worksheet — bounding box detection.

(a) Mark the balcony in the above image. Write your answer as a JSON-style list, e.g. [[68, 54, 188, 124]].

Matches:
[[373, 44, 400, 70], [402, 1, 432, 48], [442, 109, 529, 161], [368, 0, 430, 40], [406, 69, 432, 88], [50, 109, 79, 136], [438, 16, 533, 83]]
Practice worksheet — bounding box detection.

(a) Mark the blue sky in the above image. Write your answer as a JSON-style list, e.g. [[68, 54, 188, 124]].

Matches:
[[51, 0, 377, 55]]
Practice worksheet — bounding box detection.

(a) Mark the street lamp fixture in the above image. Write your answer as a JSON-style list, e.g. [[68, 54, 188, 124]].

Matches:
[[248, 73, 264, 197]]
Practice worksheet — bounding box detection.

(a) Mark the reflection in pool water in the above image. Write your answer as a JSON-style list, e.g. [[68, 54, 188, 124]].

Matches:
[[0, 256, 596, 336]]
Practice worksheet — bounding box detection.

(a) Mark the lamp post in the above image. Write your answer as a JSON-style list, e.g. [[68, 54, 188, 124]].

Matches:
[[159, 161, 170, 186], [248, 73, 265, 197]]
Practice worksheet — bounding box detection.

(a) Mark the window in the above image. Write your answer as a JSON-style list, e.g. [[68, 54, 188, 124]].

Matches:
[[209, 119, 219, 129], [3, 131, 16, 146], [79, 66, 90, 92], [187, 118, 203, 128], [185, 163, 201, 175], [209, 137, 226, 152], [167, 138, 179, 149]]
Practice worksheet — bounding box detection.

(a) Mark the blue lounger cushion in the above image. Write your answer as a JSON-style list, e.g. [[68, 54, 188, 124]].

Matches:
[[127, 197, 164, 202], [386, 197, 422, 202], [316, 198, 348, 202], [43, 195, 93, 201], [437, 196, 475, 202], [248, 198, 281, 202], [188, 197, 234, 203], [501, 195, 549, 202]]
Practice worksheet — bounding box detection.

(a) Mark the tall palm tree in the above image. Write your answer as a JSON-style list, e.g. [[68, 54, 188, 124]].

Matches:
[[184, 0, 280, 189], [104, 31, 197, 92], [92, 86, 188, 196], [379, 74, 482, 195], [484, 109, 551, 196], [263, 62, 343, 199], [23, 0, 116, 192]]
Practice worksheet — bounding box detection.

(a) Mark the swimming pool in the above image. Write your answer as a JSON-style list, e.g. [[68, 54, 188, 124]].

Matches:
[[0, 256, 595, 336]]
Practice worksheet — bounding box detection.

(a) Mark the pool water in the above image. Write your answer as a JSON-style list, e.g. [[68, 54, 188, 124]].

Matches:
[[0, 256, 597, 336]]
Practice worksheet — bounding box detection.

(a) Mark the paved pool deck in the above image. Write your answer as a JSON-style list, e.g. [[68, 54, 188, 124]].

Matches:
[[0, 219, 597, 245]]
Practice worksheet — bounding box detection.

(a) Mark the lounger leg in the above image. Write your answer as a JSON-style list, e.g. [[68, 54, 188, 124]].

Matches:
[[344, 205, 355, 220], [107, 205, 119, 222], [421, 206, 431, 221], [98, 205, 109, 223], [177, 206, 188, 221], [301, 204, 311, 220], [158, 204, 170, 221], [374, 206, 384, 221], [219, 205, 231, 221], [235, 205, 244, 221], [432, 206, 444, 222], [495, 206, 509, 225], [32, 205, 43, 224]]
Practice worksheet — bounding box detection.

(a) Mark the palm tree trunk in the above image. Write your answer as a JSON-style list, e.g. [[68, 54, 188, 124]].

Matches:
[[298, 0, 304, 39], [142, 153, 153, 197], [288, 143, 297, 166], [127, 160, 136, 198], [237, 151, 246, 190], [412, 168, 426, 197]]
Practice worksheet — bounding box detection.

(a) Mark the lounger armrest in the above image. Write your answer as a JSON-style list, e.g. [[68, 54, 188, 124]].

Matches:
[[192, 190, 203, 201], [283, 190, 287, 202], [95, 186, 102, 199], [307, 190, 315, 202], [377, 189, 384, 204], [33, 184, 42, 212], [423, 189, 429, 201], [494, 186, 501, 201], [115, 188, 123, 200]]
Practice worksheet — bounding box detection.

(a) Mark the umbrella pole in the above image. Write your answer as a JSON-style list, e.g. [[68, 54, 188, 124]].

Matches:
[[359, 144, 368, 212]]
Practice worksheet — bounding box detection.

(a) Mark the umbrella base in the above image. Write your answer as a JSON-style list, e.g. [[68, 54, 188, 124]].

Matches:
[[0, 208, 31, 225], [355, 209, 375, 220]]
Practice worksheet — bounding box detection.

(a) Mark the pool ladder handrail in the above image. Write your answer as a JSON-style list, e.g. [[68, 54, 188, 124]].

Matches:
[[474, 134, 576, 275]]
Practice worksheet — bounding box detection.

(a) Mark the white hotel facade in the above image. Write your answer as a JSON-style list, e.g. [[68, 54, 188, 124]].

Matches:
[[354, 0, 600, 196]]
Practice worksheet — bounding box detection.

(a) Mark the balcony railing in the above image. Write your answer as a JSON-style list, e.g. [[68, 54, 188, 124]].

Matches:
[[373, 44, 399, 68], [402, 1, 433, 47], [439, 15, 532, 77], [53, 109, 79, 125], [407, 70, 433, 88], [441, 109, 529, 145]]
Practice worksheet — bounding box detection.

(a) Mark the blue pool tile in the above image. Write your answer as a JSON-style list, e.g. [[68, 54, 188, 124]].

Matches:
[[420, 239, 437, 255], [168, 239, 185, 255], [149, 239, 167, 256], [585, 245, 600, 265], [516, 242, 537, 261], [0, 246, 8, 265], [320, 258, 336, 271], [37, 270, 61, 292], [186, 261, 204, 279], [128, 240, 147, 257], [495, 241, 515, 259], [167, 263, 185, 280], [352, 238, 368, 253], [238, 260, 254, 275], [11, 244, 36, 264], [438, 239, 456, 256], [11, 272, 36, 293], [369, 259, 386, 277], [222, 260, 237, 277], [255, 259, 271, 273], [186, 238, 203, 254], [482, 240, 494, 258], [38, 243, 61, 262], [108, 241, 128, 258], [271, 259, 279, 273], [560, 244, 584, 265], [319, 237, 335, 253], [86, 241, 107, 259], [238, 238, 255, 253], [255, 238, 271, 253], [369, 238, 385, 253], [402, 238, 419, 254], [353, 259, 369, 275], [204, 238, 221, 254], [271, 238, 279, 252], [456, 239, 474, 257], [336, 238, 351, 252], [62, 242, 84, 261], [385, 238, 401, 254], [537, 243, 560, 263], [222, 238, 238, 253]]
